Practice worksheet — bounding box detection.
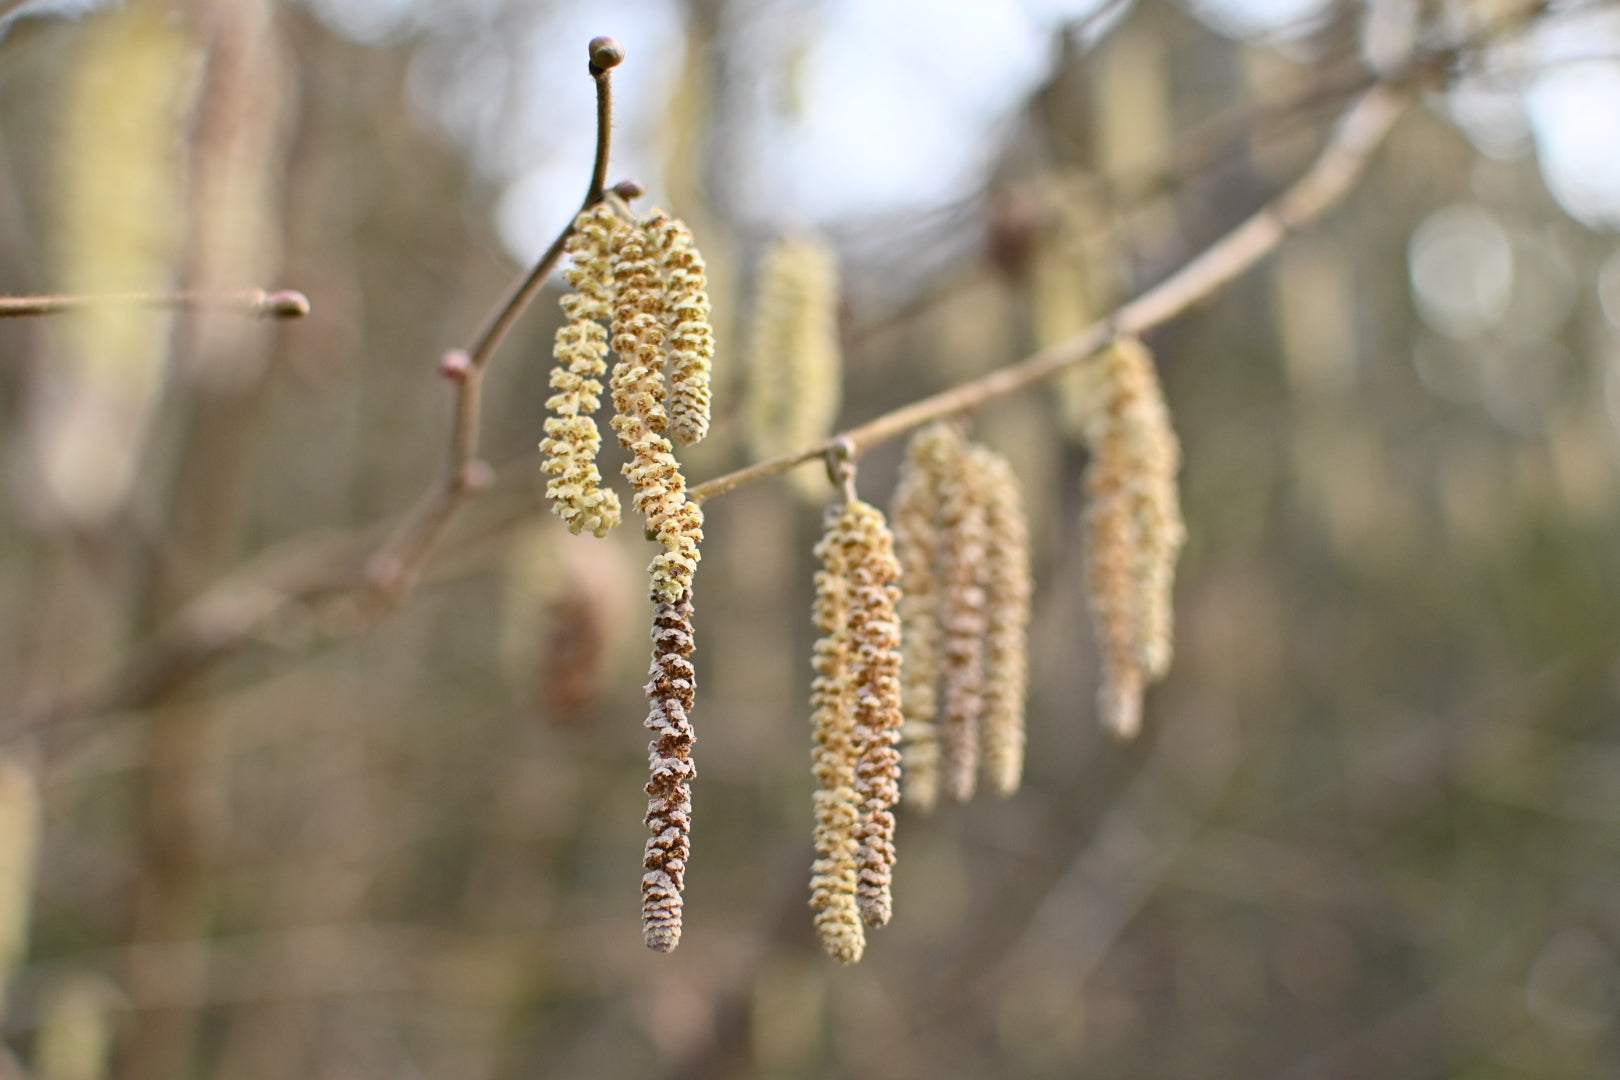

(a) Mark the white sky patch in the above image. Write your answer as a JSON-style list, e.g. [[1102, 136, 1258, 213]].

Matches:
[[1527, 62, 1620, 230], [1184, 0, 1334, 41]]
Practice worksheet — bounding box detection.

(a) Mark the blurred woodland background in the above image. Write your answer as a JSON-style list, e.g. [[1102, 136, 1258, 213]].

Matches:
[[0, 0, 1619, 1078]]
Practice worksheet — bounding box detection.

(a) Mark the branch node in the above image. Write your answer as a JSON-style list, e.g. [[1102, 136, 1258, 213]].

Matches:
[[438, 349, 473, 383], [825, 437, 858, 504], [612, 178, 646, 201]]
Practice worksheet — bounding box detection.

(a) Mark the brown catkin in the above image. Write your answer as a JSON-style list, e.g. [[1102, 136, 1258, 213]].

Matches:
[[840, 501, 904, 927], [937, 429, 989, 802], [542, 202, 624, 537], [646, 211, 714, 445], [891, 424, 954, 811], [809, 507, 864, 963], [642, 590, 697, 952], [1081, 337, 1185, 738], [972, 447, 1032, 796]]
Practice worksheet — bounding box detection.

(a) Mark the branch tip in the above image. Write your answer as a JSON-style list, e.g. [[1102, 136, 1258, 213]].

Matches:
[[589, 36, 624, 72], [259, 289, 311, 319]]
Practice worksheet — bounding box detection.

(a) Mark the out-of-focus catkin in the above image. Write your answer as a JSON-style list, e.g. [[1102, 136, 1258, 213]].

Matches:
[[808, 508, 863, 963], [973, 447, 1031, 796], [744, 235, 841, 499], [647, 211, 714, 445], [543, 202, 624, 538], [937, 430, 990, 802], [891, 424, 953, 811], [0, 758, 40, 1015], [642, 589, 697, 952], [1081, 337, 1184, 739], [840, 501, 903, 928]]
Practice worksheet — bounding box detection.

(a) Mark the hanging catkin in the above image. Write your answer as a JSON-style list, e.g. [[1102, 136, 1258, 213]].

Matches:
[[605, 211, 715, 951], [1081, 337, 1184, 739], [0, 757, 40, 1016], [743, 235, 841, 497], [808, 505, 864, 963], [891, 424, 953, 811], [542, 202, 624, 538], [937, 430, 990, 802], [842, 502, 903, 927], [646, 211, 714, 445], [973, 446, 1032, 796]]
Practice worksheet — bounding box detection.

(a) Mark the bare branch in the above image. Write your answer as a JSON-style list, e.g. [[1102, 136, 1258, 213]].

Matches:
[[687, 84, 1408, 506]]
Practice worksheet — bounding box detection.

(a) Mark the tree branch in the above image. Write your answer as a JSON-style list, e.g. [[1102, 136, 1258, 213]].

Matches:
[[0, 288, 309, 319], [687, 83, 1408, 505], [360, 37, 625, 605]]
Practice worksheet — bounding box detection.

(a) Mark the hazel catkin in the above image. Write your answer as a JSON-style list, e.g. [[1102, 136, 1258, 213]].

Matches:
[[973, 446, 1032, 797], [1080, 337, 1184, 739], [542, 202, 624, 537]]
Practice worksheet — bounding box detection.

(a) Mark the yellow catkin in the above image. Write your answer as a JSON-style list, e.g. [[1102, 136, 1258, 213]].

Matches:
[[38, 4, 194, 522], [1081, 337, 1185, 738], [937, 429, 989, 802], [0, 758, 40, 1016], [808, 506, 864, 963], [646, 211, 714, 445], [34, 973, 118, 1080], [891, 424, 954, 811], [543, 202, 624, 538], [744, 235, 841, 498], [642, 589, 697, 952], [841, 501, 904, 928], [973, 447, 1032, 797]]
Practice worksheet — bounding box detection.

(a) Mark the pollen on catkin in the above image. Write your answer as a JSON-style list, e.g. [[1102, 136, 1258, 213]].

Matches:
[[642, 589, 697, 952], [646, 211, 714, 446], [840, 501, 904, 928], [809, 507, 864, 963], [891, 424, 953, 811], [937, 429, 990, 803], [973, 447, 1032, 797], [542, 202, 624, 538], [744, 235, 842, 499], [1081, 337, 1185, 739]]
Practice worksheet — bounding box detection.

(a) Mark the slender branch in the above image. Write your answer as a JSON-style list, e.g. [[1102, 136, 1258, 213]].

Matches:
[[361, 37, 624, 604], [0, 288, 309, 319], [687, 83, 1407, 506]]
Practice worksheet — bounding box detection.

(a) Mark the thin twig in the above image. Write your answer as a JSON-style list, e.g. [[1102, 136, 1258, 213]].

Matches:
[[361, 38, 624, 604], [687, 83, 1408, 505], [0, 288, 309, 319]]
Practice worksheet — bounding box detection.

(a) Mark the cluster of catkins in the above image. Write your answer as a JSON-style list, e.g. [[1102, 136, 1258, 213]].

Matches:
[[890, 425, 1034, 812], [541, 199, 714, 952]]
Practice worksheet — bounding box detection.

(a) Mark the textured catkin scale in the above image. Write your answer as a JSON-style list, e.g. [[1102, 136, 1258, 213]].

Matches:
[[936, 430, 990, 802], [542, 202, 624, 537], [974, 447, 1032, 797], [891, 427, 949, 811], [1080, 338, 1184, 739], [840, 502, 904, 928], [610, 219, 671, 435], [808, 508, 865, 963], [642, 590, 697, 952]]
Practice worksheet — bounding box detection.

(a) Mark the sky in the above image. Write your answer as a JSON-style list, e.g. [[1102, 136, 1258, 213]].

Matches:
[[283, 0, 1620, 263]]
